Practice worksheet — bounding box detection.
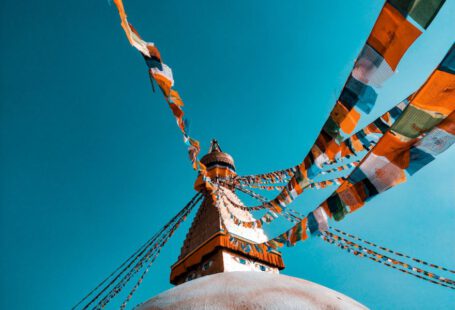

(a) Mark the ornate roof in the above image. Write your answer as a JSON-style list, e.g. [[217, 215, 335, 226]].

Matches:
[[200, 139, 235, 171]]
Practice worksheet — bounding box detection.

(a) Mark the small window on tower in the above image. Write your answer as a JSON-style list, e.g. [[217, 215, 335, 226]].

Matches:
[[239, 258, 247, 265], [259, 265, 267, 271]]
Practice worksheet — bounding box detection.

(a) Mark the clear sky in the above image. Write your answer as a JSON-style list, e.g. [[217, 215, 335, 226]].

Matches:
[[1, 1, 454, 309]]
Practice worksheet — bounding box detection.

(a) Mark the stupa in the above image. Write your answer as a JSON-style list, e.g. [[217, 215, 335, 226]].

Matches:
[[139, 140, 367, 310]]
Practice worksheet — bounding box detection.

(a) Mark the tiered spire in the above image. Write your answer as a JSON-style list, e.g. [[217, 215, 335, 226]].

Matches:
[[170, 141, 284, 285]]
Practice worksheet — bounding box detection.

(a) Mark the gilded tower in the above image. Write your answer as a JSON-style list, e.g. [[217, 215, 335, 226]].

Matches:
[[170, 140, 285, 284]]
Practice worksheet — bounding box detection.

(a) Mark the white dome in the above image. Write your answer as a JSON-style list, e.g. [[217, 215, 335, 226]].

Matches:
[[138, 271, 367, 310]]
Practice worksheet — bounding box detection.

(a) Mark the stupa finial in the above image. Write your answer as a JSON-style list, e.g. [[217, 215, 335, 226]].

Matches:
[[208, 139, 222, 153]]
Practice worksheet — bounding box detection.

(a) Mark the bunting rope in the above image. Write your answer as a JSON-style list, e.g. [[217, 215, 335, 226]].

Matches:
[[212, 186, 276, 254], [320, 159, 361, 175], [236, 97, 408, 189], [119, 234, 165, 309], [111, 0, 450, 222], [72, 232, 156, 309], [324, 231, 455, 286], [255, 43, 455, 252], [329, 226, 455, 274], [240, 175, 348, 191], [235, 171, 347, 210], [242, 183, 285, 191], [235, 184, 269, 203], [72, 193, 203, 309], [321, 230, 455, 289], [235, 97, 408, 190], [322, 45, 455, 221], [219, 192, 271, 228], [113, 0, 206, 173], [119, 251, 161, 310], [77, 230, 166, 309], [99, 228, 170, 309], [207, 182, 303, 230], [235, 167, 297, 185], [235, 184, 303, 223], [320, 233, 454, 289], [234, 96, 408, 203], [220, 187, 270, 211], [237, 96, 409, 211], [323, 99, 410, 165], [231, 1, 447, 215], [102, 0, 455, 305], [113, 0, 446, 178], [95, 193, 203, 309], [233, 184, 304, 223]]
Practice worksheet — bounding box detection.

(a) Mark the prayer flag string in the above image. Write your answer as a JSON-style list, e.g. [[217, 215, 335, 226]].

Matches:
[[235, 167, 297, 186], [234, 96, 409, 194], [73, 2, 453, 308], [329, 226, 455, 274], [251, 43, 455, 250], [320, 230, 455, 289], [234, 1, 446, 214], [112, 0, 206, 173], [72, 193, 203, 309]]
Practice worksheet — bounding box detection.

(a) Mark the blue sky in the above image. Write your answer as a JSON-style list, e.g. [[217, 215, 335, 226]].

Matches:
[[0, 0, 454, 309]]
